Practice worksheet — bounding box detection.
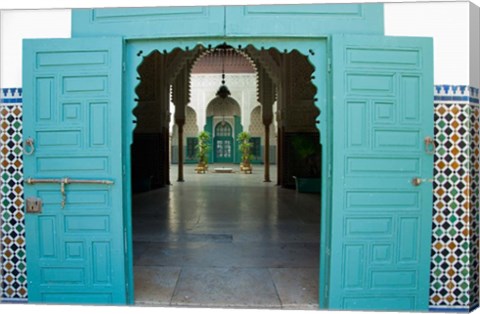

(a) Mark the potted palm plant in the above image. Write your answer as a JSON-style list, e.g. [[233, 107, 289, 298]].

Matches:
[[237, 131, 253, 173], [195, 131, 210, 173], [291, 135, 321, 193]]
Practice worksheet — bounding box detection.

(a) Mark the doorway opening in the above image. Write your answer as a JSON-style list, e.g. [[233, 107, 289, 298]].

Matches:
[[130, 43, 322, 309]]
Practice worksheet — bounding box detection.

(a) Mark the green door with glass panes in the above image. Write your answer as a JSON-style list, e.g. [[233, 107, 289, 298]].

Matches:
[[214, 122, 234, 163]]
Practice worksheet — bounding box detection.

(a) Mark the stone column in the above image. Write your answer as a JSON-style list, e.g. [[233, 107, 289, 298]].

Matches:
[[172, 64, 190, 182], [263, 121, 271, 182], [257, 66, 275, 183], [176, 118, 186, 182]]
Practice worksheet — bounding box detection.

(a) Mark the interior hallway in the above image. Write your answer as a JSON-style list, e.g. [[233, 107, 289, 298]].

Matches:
[[133, 164, 320, 309]]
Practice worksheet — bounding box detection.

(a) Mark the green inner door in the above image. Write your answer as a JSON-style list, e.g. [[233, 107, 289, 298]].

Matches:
[[214, 122, 234, 163], [22, 37, 127, 304]]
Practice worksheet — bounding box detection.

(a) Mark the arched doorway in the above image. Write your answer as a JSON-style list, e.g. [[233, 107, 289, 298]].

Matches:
[[205, 95, 242, 163], [128, 43, 323, 309], [214, 121, 234, 163]]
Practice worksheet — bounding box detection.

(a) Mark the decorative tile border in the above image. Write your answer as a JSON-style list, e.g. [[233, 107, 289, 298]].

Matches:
[[0, 103, 27, 300], [0, 89, 22, 104], [434, 85, 480, 104], [1, 85, 479, 310]]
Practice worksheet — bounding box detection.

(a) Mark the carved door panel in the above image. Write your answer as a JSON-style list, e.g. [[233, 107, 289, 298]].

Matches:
[[23, 37, 127, 304], [328, 35, 434, 311]]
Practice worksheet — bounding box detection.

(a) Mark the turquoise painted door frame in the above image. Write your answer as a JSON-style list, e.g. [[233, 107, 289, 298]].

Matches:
[[123, 37, 330, 306], [23, 37, 128, 304], [205, 116, 215, 163], [72, 5, 384, 39]]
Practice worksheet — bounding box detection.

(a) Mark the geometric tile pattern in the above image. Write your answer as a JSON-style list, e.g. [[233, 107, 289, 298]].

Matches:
[[469, 105, 479, 311], [431, 100, 479, 311], [0, 102, 27, 300], [0, 84, 478, 311]]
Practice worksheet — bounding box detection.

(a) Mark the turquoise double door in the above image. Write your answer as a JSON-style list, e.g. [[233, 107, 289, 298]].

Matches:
[[23, 34, 433, 309]]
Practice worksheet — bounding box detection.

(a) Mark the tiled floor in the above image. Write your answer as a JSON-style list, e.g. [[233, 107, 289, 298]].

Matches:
[[133, 164, 320, 309]]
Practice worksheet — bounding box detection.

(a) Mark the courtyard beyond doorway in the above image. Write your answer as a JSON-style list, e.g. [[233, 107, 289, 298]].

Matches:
[[132, 164, 320, 309]]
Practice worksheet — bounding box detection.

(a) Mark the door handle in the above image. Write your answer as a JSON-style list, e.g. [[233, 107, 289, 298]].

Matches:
[[24, 137, 35, 155], [411, 177, 433, 186]]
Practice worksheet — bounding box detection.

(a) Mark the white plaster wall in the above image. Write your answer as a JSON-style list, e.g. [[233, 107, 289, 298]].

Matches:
[[0, 9, 71, 87], [385, 2, 471, 86], [470, 2, 480, 88], [189, 73, 260, 131]]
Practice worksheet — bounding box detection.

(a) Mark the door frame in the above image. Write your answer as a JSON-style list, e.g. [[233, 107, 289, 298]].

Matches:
[[123, 36, 330, 306]]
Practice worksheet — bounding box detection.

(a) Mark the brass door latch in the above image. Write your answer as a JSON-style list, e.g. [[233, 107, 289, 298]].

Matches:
[[411, 177, 433, 186], [26, 177, 114, 208]]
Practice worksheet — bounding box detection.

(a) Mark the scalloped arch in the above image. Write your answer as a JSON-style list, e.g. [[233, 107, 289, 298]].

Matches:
[[206, 96, 241, 117]]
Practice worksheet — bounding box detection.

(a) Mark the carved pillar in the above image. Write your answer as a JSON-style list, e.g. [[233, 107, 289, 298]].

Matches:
[[163, 111, 171, 186], [257, 66, 275, 182], [277, 52, 290, 187], [161, 61, 171, 186], [172, 64, 190, 182], [277, 118, 283, 186], [264, 123, 271, 182], [176, 119, 185, 182]]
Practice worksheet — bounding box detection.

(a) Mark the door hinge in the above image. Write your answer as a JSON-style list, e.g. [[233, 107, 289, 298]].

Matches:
[[123, 165, 126, 176], [328, 164, 332, 178], [122, 62, 126, 72], [326, 247, 331, 256], [324, 286, 329, 299], [327, 58, 332, 73]]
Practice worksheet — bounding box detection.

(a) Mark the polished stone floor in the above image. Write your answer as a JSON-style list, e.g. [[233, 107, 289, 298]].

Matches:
[[132, 164, 320, 309]]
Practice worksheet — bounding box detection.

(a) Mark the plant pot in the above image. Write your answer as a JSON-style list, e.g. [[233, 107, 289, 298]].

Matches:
[[293, 176, 321, 193]]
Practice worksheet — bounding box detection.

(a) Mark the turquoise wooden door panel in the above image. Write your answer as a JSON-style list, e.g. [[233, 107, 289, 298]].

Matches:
[[23, 38, 127, 304], [329, 35, 433, 310]]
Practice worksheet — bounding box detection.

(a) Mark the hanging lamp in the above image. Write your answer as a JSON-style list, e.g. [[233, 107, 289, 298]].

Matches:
[[215, 44, 231, 99]]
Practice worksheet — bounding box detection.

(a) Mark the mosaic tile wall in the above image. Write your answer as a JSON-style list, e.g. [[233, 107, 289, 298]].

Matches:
[[0, 85, 479, 310], [468, 105, 479, 310], [431, 85, 479, 312], [0, 88, 27, 300]]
